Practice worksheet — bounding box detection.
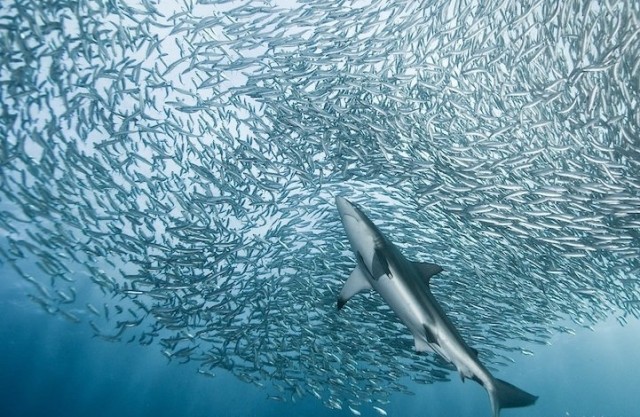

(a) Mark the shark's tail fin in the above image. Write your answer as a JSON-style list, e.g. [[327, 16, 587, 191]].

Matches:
[[488, 378, 538, 417]]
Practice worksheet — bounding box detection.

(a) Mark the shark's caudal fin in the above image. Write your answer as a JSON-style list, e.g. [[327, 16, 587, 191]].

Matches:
[[489, 378, 538, 417]]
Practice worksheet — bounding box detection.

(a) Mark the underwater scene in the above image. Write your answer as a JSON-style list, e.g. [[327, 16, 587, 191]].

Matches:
[[1, 0, 639, 416]]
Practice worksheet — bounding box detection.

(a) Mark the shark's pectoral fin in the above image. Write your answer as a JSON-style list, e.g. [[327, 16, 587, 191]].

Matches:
[[337, 266, 372, 309], [414, 262, 443, 284]]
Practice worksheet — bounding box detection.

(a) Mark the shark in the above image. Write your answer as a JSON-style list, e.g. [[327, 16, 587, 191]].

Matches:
[[335, 196, 537, 417]]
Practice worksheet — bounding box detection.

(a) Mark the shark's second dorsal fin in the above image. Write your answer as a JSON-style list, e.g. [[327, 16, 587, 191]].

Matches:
[[337, 266, 372, 309], [414, 262, 443, 284]]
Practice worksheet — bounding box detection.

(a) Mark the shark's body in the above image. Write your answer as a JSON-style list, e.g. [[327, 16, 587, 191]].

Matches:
[[335, 196, 537, 417]]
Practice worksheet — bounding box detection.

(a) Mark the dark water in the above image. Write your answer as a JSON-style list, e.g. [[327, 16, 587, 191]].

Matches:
[[1, 270, 639, 417]]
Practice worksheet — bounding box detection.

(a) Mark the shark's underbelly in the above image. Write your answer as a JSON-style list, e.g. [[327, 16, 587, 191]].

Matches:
[[374, 276, 487, 381]]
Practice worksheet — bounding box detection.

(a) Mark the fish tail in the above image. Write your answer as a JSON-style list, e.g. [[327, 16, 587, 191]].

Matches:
[[488, 378, 538, 417]]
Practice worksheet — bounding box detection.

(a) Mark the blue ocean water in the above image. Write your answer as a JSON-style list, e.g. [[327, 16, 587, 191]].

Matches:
[[2, 0, 640, 416], [1, 267, 639, 417]]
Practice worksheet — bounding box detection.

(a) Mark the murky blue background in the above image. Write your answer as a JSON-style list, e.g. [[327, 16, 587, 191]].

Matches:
[[2, 271, 639, 417]]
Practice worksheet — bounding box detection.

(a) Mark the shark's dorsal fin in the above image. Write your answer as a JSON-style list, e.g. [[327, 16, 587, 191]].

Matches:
[[414, 262, 443, 284], [371, 248, 392, 279], [470, 347, 479, 358], [337, 266, 372, 309]]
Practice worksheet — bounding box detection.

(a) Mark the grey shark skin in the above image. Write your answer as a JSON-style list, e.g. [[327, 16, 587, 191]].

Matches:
[[335, 196, 537, 417]]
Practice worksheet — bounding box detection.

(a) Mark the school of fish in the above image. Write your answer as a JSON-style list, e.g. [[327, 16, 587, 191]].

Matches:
[[0, 0, 639, 414]]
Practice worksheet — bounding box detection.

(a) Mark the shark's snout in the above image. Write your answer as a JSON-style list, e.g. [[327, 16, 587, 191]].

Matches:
[[335, 196, 359, 222], [335, 196, 350, 211]]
